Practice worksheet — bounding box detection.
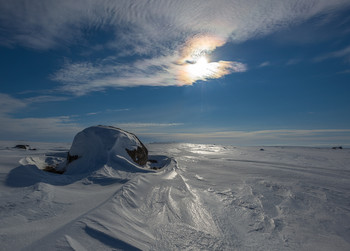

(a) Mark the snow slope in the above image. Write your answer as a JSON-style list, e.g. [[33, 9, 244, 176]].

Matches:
[[0, 141, 349, 250]]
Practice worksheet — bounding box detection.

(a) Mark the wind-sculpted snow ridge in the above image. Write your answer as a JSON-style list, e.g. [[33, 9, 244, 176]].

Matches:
[[25, 157, 222, 250]]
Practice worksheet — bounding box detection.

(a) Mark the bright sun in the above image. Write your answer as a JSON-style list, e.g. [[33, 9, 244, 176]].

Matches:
[[177, 35, 243, 85], [187, 56, 216, 80]]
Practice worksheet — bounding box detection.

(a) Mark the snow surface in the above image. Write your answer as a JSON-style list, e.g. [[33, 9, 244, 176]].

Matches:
[[0, 141, 349, 250]]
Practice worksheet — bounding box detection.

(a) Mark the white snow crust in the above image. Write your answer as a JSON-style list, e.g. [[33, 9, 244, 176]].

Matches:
[[0, 140, 349, 250]]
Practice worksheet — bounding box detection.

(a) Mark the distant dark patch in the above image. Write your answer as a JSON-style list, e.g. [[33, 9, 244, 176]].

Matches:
[[260, 148, 265, 151], [13, 144, 36, 150], [332, 146, 343, 150], [14, 144, 29, 150]]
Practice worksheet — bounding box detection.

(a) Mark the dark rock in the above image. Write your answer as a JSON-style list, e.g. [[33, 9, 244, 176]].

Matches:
[[332, 146, 343, 150], [67, 153, 79, 164], [126, 145, 148, 166], [43, 166, 64, 174], [14, 144, 29, 150]]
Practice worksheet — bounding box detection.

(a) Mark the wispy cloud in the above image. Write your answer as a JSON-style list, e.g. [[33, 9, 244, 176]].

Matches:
[[258, 61, 271, 68], [85, 108, 130, 116], [2, 0, 350, 94], [0, 93, 80, 141], [51, 41, 247, 94], [2, 1, 349, 49], [116, 123, 184, 128], [1, 93, 71, 108], [51, 56, 177, 95], [337, 69, 350, 74], [314, 45, 350, 62], [24, 95, 70, 103]]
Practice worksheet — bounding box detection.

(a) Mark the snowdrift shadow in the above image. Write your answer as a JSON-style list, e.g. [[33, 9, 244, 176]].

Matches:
[[84, 225, 141, 251], [5, 164, 79, 187], [6, 164, 49, 187], [6, 154, 171, 188]]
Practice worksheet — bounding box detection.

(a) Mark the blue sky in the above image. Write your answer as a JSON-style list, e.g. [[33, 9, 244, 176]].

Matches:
[[1, 0, 350, 146]]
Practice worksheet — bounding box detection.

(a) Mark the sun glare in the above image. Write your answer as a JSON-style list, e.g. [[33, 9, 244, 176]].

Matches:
[[176, 35, 246, 85], [188, 56, 207, 77], [186, 55, 217, 80]]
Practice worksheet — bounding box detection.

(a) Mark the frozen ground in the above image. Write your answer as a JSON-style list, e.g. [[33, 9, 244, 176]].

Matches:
[[0, 141, 349, 250]]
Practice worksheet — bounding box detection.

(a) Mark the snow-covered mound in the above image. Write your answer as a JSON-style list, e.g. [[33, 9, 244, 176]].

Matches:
[[64, 126, 148, 175]]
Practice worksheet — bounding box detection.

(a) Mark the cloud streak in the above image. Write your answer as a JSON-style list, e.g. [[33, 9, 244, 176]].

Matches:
[[1, 92, 349, 146], [314, 45, 350, 62], [117, 123, 183, 128], [0, 93, 81, 141], [138, 129, 350, 146], [258, 61, 271, 68]]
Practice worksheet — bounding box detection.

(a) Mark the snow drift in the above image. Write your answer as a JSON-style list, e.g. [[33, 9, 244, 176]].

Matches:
[[1, 140, 349, 250], [63, 125, 148, 175]]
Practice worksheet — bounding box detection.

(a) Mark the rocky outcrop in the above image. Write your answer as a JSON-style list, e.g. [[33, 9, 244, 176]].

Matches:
[[64, 125, 148, 174], [125, 145, 148, 166]]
